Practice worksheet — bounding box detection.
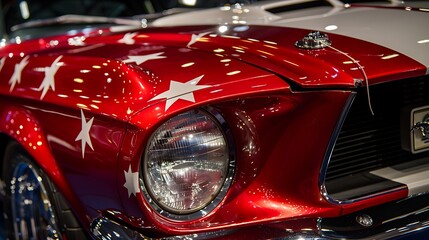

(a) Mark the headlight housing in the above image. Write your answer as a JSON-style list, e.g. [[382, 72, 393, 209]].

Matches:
[[142, 109, 234, 219]]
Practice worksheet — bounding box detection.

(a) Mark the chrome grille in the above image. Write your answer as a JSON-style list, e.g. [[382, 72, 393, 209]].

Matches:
[[326, 76, 429, 181]]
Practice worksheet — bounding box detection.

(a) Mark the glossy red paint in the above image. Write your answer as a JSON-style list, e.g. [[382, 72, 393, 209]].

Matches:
[[0, 22, 425, 237], [0, 54, 155, 121], [0, 104, 90, 227]]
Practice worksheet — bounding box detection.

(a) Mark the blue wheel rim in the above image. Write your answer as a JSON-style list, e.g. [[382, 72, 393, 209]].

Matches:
[[10, 161, 61, 239]]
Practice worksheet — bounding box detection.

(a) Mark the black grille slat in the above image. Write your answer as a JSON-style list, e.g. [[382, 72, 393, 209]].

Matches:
[[328, 148, 406, 179], [334, 127, 397, 149], [333, 127, 399, 153], [326, 76, 429, 181], [331, 139, 400, 161]]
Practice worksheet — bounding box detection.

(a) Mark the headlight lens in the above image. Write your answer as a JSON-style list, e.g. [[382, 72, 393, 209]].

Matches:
[[143, 109, 231, 216]]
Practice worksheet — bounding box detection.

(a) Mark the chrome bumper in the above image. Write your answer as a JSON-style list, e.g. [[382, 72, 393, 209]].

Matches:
[[90, 217, 325, 240], [90, 218, 147, 240]]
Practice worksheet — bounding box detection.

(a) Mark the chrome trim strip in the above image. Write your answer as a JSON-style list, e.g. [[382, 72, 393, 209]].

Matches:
[[319, 92, 356, 204]]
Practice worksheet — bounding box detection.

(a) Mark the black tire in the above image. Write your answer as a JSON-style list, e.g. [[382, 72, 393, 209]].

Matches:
[[2, 141, 87, 239]]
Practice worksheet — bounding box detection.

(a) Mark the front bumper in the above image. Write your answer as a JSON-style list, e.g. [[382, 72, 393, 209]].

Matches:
[[91, 193, 429, 239]]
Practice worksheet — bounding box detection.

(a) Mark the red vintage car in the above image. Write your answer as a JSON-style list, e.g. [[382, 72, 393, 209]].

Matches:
[[0, 0, 429, 239]]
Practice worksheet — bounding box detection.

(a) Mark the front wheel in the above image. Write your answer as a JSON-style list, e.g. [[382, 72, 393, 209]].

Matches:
[[2, 141, 84, 239]]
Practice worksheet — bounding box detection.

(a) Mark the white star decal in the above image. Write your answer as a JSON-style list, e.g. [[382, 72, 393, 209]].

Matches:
[[37, 56, 63, 100], [149, 75, 211, 111], [75, 109, 94, 159], [122, 52, 166, 65], [0, 57, 6, 72], [187, 32, 211, 47], [9, 56, 29, 92], [123, 165, 140, 197], [118, 32, 137, 45]]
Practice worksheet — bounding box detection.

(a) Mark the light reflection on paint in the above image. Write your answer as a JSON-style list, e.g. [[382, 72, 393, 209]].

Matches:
[[15, 37, 22, 44], [181, 62, 195, 68], [248, 38, 259, 42], [74, 78, 84, 83], [251, 84, 267, 88], [264, 44, 278, 49], [263, 40, 277, 45], [77, 103, 89, 109], [381, 54, 399, 60], [210, 89, 223, 94], [324, 25, 338, 31], [233, 46, 246, 50], [227, 71, 241, 76], [218, 25, 228, 33], [214, 48, 225, 53], [283, 60, 299, 67], [5, 110, 44, 151], [221, 35, 240, 39], [49, 40, 59, 47], [256, 50, 274, 56], [232, 20, 247, 25]]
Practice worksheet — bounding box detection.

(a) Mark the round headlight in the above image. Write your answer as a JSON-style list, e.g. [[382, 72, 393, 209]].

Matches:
[[142, 109, 233, 217]]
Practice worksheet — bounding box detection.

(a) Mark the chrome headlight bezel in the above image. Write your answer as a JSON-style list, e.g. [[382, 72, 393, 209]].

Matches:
[[140, 108, 235, 220]]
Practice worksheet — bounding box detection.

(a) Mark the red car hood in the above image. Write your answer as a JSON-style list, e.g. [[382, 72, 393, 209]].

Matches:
[[1, 3, 427, 119], [5, 23, 426, 89]]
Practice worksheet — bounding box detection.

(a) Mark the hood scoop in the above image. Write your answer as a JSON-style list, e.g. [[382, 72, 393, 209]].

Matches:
[[265, 0, 334, 14]]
